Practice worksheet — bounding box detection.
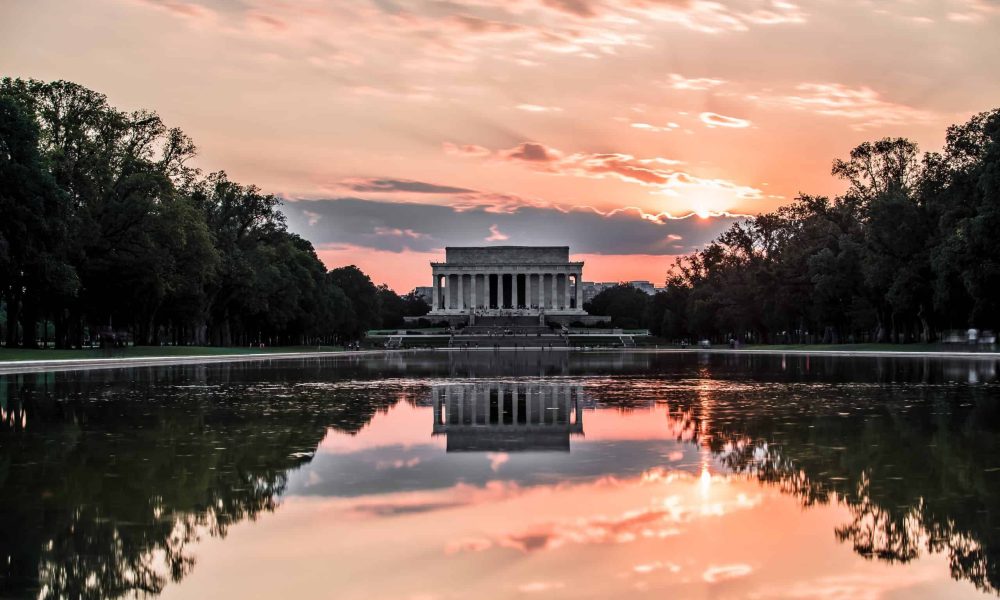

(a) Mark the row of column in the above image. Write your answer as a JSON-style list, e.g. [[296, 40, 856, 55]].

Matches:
[[432, 383, 585, 428], [432, 272, 583, 311]]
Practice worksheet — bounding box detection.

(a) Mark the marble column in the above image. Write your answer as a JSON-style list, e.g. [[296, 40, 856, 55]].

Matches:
[[445, 385, 452, 423], [498, 385, 505, 425], [512, 383, 519, 424], [497, 273, 504, 309], [458, 273, 465, 310], [470, 385, 477, 424], [575, 385, 584, 425], [550, 273, 558, 309], [563, 272, 571, 309], [432, 271, 440, 310], [471, 273, 477, 309], [485, 273, 492, 309], [575, 272, 583, 310], [525, 273, 532, 309], [444, 273, 451, 310], [512, 272, 519, 309]]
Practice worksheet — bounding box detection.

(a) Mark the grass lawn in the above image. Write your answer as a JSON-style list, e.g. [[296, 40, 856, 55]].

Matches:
[[0, 345, 345, 362]]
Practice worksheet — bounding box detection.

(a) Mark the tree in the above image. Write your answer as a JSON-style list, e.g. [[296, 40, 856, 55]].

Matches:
[[0, 94, 76, 348], [328, 266, 381, 339], [376, 285, 406, 329], [584, 284, 650, 329], [0, 78, 386, 348], [402, 290, 431, 318], [661, 114, 1000, 345]]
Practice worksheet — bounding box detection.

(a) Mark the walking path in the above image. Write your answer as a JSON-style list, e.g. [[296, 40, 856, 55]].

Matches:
[[0, 349, 402, 375], [2, 346, 998, 375]]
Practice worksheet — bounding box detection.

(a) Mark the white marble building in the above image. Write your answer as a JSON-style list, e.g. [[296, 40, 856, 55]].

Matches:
[[428, 246, 587, 318]]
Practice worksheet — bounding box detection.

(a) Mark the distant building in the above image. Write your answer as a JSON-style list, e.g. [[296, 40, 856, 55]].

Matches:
[[628, 280, 656, 295], [581, 281, 617, 304], [581, 280, 663, 303], [412, 286, 433, 304]]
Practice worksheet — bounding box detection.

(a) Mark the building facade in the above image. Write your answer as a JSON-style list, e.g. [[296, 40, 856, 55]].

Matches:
[[412, 286, 434, 305], [428, 246, 587, 318]]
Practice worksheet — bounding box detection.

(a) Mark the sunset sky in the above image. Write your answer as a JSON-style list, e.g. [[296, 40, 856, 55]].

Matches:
[[3, 0, 999, 291]]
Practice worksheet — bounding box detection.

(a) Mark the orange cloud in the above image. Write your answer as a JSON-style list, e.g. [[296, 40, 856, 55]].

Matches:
[[447, 141, 763, 206]]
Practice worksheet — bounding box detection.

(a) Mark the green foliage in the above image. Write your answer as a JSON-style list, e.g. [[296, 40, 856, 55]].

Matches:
[[0, 78, 389, 346], [328, 265, 381, 338], [584, 284, 651, 329]]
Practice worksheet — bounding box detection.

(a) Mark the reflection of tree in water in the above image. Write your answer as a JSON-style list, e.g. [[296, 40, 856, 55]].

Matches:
[[658, 381, 1000, 594], [0, 365, 404, 600], [3, 353, 999, 597]]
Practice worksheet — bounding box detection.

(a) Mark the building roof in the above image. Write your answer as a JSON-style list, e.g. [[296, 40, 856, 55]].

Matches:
[[442, 246, 572, 265]]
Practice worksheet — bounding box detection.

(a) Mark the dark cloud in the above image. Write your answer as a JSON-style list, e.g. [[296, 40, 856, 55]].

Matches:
[[286, 435, 703, 498], [349, 501, 464, 516], [541, 0, 599, 18], [500, 142, 560, 162], [341, 178, 475, 194], [283, 197, 738, 255]]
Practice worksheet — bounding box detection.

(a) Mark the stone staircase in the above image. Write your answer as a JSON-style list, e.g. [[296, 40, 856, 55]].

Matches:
[[448, 335, 569, 348]]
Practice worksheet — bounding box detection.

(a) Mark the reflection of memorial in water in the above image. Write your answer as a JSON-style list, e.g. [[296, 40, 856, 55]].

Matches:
[[430, 382, 590, 452]]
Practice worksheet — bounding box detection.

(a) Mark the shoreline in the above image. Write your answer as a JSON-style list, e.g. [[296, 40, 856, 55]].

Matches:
[[1, 346, 998, 374], [440, 347, 1000, 359], [0, 349, 405, 375]]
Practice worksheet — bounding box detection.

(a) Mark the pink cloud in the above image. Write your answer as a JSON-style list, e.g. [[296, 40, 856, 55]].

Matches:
[[443, 142, 492, 158], [667, 73, 727, 90], [444, 537, 493, 555], [449, 14, 526, 34], [518, 581, 567, 593], [702, 564, 754, 583], [134, 0, 215, 20], [700, 112, 752, 128], [373, 227, 431, 240], [516, 103, 563, 112], [485, 224, 510, 241], [772, 83, 940, 130], [500, 142, 562, 162], [445, 140, 764, 211], [541, 0, 599, 17], [247, 11, 287, 30]]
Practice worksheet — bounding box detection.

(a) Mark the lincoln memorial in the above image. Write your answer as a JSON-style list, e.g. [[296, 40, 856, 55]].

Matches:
[[428, 246, 588, 322]]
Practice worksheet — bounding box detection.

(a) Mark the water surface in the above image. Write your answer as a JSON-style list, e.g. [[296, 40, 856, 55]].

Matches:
[[2, 351, 999, 599]]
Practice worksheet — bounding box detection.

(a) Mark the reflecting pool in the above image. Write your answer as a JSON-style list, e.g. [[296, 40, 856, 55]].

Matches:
[[2, 351, 999, 599]]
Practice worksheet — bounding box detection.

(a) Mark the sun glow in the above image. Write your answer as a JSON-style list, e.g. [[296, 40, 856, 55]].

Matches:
[[699, 465, 712, 496]]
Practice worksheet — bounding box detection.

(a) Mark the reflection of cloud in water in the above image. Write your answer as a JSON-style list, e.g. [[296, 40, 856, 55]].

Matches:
[[429, 469, 761, 555]]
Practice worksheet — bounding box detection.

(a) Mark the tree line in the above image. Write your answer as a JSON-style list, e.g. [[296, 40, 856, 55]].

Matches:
[[0, 78, 427, 348], [587, 109, 1000, 344]]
